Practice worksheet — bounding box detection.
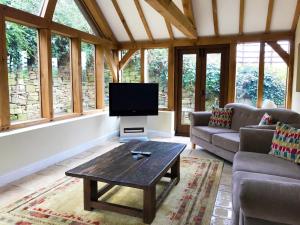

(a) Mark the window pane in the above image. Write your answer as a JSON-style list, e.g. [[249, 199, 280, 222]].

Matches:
[[263, 41, 289, 108], [51, 34, 72, 116], [81, 42, 96, 111], [53, 0, 95, 35], [0, 0, 44, 15], [147, 49, 168, 108], [6, 22, 41, 122], [181, 54, 196, 125], [104, 61, 113, 107], [121, 51, 141, 83], [205, 53, 221, 111], [236, 43, 260, 106]]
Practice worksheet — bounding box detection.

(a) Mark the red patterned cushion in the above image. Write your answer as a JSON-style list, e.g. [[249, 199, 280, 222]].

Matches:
[[208, 107, 233, 129], [259, 113, 273, 126]]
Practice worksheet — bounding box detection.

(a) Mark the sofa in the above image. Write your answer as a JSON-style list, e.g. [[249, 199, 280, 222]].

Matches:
[[232, 128, 300, 225], [189, 103, 300, 162]]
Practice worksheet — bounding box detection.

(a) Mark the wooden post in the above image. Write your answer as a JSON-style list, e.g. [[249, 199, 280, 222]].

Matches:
[[0, 13, 10, 130], [140, 48, 145, 83], [257, 42, 265, 108], [168, 47, 175, 111], [287, 40, 295, 109], [71, 38, 83, 114], [228, 43, 237, 103], [39, 29, 53, 120], [95, 45, 105, 109]]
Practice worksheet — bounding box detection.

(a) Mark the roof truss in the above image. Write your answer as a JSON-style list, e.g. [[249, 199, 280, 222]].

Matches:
[[134, 0, 154, 41]]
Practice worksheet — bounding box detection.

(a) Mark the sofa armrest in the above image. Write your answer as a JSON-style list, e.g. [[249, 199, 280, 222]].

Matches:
[[189, 112, 212, 126], [244, 124, 276, 130], [240, 179, 300, 225], [239, 128, 274, 154]]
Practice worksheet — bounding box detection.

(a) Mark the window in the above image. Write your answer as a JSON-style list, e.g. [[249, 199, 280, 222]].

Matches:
[[236, 43, 260, 106], [146, 49, 168, 108], [104, 61, 113, 107], [264, 41, 289, 108], [121, 50, 141, 83], [81, 42, 96, 111], [53, 0, 95, 35], [0, 0, 44, 15], [6, 22, 41, 122], [51, 34, 72, 116]]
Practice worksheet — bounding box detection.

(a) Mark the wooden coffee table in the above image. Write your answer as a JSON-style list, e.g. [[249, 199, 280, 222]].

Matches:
[[65, 141, 186, 224]]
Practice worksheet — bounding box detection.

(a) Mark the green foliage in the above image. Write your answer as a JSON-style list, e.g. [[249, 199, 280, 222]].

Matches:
[[148, 49, 168, 90], [0, 0, 43, 15]]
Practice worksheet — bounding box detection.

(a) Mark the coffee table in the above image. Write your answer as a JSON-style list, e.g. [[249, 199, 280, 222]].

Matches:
[[65, 141, 186, 224]]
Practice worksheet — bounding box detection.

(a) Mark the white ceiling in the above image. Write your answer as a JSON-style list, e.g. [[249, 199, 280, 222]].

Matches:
[[96, 0, 297, 42]]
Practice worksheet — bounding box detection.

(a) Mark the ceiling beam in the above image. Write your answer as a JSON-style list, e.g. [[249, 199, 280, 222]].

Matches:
[[211, 0, 219, 36], [165, 19, 175, 40], [265, 0, 274, 33], [80, 0, 117, 43], [267, 41, 290, 65], [111, 0, 135, 43], [145, 0, 197, 39], [40, 0, 57, 23], [292, 0, 300, 31], [134, 0, 154, 41], [239, 0, 245, 34], [119, 49, 138, 70], [182, 0, 195, 25]]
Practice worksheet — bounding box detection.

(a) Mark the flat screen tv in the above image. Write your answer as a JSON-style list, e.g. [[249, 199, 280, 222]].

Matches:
[[109, 83, 158, 116]]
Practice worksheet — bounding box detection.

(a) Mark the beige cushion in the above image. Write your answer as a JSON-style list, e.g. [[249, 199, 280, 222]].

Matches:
[[212, 133, 240, 153], [191, 126, 236, 143]]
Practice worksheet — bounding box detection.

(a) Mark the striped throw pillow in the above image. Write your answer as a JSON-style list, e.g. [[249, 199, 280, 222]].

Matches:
[[208, 107, 233, 129], [259, 113, 272, 126], [269, 122, 300, 164]]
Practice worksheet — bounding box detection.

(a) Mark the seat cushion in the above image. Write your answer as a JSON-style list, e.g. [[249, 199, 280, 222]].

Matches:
[[233, 151, 300, 180], [191, 126, 236, 143], [212, 132, 240, 153]]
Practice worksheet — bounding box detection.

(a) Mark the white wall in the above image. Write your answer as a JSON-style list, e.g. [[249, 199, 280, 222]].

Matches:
[[292, 17, 300, 113], [148, 111, 175, 137]]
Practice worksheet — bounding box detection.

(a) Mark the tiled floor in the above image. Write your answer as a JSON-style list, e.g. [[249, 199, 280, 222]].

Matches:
[[0, 136, 232, 225]]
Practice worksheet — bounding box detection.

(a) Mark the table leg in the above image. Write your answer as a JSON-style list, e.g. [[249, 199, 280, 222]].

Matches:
[[171, 156, 180, 185], [143, 185, 156, 224], [83, 178, 98, 211]]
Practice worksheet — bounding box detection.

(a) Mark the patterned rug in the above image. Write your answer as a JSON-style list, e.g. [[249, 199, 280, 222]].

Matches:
[[0, 157, 223, 225]]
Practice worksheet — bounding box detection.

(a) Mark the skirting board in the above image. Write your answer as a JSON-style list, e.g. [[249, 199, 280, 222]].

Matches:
[[0, 130, 119, 187]]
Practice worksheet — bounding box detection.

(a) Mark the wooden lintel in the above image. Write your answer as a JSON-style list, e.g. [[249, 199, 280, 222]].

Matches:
[[292, 0, 300, 31], [134, 0, 154, 41], [40, 0, 57, 23], [239, 0, 245, 34], [182, 0, 195, 25], [212, 0, 219, 36], [165, 19, 174, 40], [145, 0, 197, 39], [119, 49, 138, 70], [104, 49, 118, 82], [267, 41, 290, 65], [265, 0, 274, 33], [95, 45, 105, 109]]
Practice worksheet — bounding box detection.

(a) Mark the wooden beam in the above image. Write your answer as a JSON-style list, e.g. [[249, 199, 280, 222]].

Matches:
[[228, 43, 237, 103], [182, 0, 195, 25], [0, 12, 10, 129], [80, 0, 117, 42], [265, 0, 274, 33], [145, 0, 197, 39], [111, 0, 135, 42], [239, 0, 245, 34], [165, 19, 174, 40], [257, 42, 265, 108], [141, 48, 145, 83], [267, 41, 290, 65], [71, 38, 83, 114], [134, 0, 154, 41], [104, 48, 118, 82], [40, 0, 57, 23], [95, 45, 105, 109], [119, 49, 138, 70], [168, 47, 175, 110], [292, 0, 300, 31], [39, 29, 53, 120], [287, 40, 295, 109], [119, 31, 294, 49], [211, 0, 219, 36]]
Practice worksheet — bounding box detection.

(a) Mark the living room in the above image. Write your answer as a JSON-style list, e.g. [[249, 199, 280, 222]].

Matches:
[[0, 0, 300, 224]]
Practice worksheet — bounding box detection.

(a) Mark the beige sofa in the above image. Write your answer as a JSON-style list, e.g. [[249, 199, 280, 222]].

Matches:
[[190, 103, 300, 162]]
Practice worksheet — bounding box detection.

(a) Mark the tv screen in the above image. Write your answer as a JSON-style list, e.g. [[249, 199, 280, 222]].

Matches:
[[109, 83, 158, 116]]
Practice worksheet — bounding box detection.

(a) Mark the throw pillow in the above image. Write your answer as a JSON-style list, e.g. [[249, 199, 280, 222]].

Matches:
[[269, 122, 300, 164], [208, 107, 233, 129], [259, 113, 273, 126]]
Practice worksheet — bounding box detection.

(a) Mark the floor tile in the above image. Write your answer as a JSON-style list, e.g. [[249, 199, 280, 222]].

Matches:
[[210, 216, 231, 225], [213, 207, 232, 219]]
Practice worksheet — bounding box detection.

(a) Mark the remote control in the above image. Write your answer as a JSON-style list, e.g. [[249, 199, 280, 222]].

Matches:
[[131, 150, 152, 156]]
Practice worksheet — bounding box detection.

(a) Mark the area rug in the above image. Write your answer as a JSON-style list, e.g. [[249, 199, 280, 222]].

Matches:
[[0, 157, 223, 225]]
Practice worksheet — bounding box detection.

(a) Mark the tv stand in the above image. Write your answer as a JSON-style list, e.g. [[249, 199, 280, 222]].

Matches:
[[119, 116, 149, 142]]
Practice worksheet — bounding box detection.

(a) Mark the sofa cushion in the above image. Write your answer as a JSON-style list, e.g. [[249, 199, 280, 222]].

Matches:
[[233, 151, 300, 180], [212, 133, 240, 153], [191, 126, 236, 143]]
